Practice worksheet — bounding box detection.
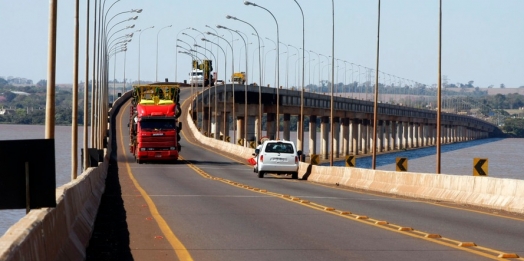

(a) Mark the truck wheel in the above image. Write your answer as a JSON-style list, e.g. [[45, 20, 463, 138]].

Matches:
[[292, 172, 298, 179], [258, 171, 264, 178]]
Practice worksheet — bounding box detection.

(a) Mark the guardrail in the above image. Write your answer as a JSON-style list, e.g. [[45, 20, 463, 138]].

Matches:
[[0, 92, 131, 260]]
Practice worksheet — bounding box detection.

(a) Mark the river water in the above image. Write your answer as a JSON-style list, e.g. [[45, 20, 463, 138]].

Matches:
[[1, 124, 523, 235], [0, 124, 85, 236]]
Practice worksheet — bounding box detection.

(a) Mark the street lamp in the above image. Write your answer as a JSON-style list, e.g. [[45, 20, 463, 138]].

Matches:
[[217, 24, 249, 146], [245, 0, 281, 139], [175, 27, 190, 82], [138, 26, 154, 84], [202, 38, 227, 140], [156, 25, 172, 82], [207, 31, 235, 143], [292, 0, 305, 153]]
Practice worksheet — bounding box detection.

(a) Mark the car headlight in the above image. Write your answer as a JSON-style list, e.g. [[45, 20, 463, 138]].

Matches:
[[170, 147, 176, 150], [140, 148, 146, 151]]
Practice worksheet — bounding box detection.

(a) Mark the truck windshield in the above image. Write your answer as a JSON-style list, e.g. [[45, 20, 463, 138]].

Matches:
[[140, 119, 176, 130], [192, 72, 203, 76]]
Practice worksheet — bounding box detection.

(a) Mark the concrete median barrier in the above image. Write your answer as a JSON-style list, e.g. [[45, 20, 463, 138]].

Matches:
[[0, 92, 128, 260]]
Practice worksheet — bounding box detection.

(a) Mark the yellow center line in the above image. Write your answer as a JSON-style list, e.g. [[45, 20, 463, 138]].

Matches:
[[118, 101, 194, 261], [179, 98, 522, 260]]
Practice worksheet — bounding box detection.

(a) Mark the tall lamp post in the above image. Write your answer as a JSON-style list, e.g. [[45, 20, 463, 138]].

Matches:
[[245, 1, 280, 139], [330, 0, 335, 166], [217, 25, 248, 146], [138, 26, 154, 84], [227, 15, 263, 142], [156, 25, 172, 82], [175, 27, 190, 82], [207, 32, 235, 143], [202, 38, 227, 140], [292, 0, 305, 153]]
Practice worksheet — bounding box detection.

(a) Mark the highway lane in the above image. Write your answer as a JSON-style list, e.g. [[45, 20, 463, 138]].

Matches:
[[115, 87, 523, 260]]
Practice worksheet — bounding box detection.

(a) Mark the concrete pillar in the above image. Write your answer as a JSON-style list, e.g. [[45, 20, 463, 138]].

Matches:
[[283, 113, 291, 141], [266, 113, 276, 140], [321, 116, 330, 159], [391, 121, 397, 150], [309, 115, 317, 156], [333, 117, 340, 158], [297, 113, 304, 151], [408, 122, 414, 149], [342, 118, 350, 156], [255, 116, 261, 142], [397, 121, 404, 150], [377, 120, 384, 152], [224, 112, 230, 141], [415, 123, 421, 148], [247, 116, 256, 143], [384, 121, 390, 152], [351, 119, 359, 155], [213, 113, 222, 140], [361, 120, 369, 154], [237, 117, 245, 145], [203, 109, 210, 135]]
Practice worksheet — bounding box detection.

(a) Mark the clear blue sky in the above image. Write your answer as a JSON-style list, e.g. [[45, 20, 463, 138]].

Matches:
[[1, 0, 523, 88]]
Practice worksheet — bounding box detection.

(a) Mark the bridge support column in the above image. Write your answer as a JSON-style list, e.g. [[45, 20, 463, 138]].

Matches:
[[384, 121, 390, 152], [297, 113, 304, 152], [342, 118, 350, 156], [309, 115, 317, 156], [321, 116, 329, 159], [397, 121, 404, 150], [351, 119, 359, 155], [415, 123, 421, 148], [237, 117, 245, 146], [377, 120, 384, 152], [391, 121, 397, 150], [361, 120, 369, 154], [408, 122, 414, 149], [247, 116, 256, 143], [203, 109, 211, 136], [266, 113, 276, 140], [333, 117, 340, 158], [283, 114, 291, 141], [213, 113, 222, 140]]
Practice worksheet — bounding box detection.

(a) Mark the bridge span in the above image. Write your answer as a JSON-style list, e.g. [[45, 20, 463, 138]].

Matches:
[[192, 84, 501, 158], [1, 87, 522, 261]]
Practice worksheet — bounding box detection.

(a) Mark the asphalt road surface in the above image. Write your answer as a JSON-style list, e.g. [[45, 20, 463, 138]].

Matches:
[[100, 86, 524, 261]]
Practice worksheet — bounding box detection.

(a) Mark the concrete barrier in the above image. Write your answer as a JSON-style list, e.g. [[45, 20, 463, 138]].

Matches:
[[186, 111, 524, 214], [0, 92, 131, 261], [303, 164, 524, 214]]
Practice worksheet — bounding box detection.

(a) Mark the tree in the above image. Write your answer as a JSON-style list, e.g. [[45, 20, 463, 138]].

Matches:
[[36, 79, 47, 88], [500, 83, 505, 88], [4, 91, 16, 102]]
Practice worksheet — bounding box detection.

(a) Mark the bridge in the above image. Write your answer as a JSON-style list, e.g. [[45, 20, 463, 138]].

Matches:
[[1, 86, 523, 260], [193, 84, 500, 157]]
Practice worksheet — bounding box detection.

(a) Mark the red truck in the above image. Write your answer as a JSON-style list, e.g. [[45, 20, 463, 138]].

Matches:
[[129, 84, 182, 163]]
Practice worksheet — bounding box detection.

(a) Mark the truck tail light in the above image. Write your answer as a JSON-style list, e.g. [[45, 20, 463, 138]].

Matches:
[[260, 155, 263, 162], [295, 156, 298, 164]]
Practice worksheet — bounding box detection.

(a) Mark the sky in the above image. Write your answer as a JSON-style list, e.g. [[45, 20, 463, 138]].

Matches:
[[1, 0, 524, 88]]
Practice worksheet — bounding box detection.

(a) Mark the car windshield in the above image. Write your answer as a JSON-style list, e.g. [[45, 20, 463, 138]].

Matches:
[[140, 119, 175, 130], [264, 143, 294, 154]]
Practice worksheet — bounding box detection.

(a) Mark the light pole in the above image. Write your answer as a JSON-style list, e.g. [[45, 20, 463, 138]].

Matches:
[[138, 26, 154, 84], [217, 25, 249, 146], [156, 25, 172, 82], [330, 0, 335, 166], [195, 44, 216, 136], [207, 31, 235, 143], [175, 27, 190, 82], [245, 1, 281, 139], [292, 0, 305, 153], [227, 15, 263, 141], [372, 0, 381, 170], [202, 38, 227, 140]]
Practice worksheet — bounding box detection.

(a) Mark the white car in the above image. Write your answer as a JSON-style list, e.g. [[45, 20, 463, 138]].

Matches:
[[253, 140, 302, 179]]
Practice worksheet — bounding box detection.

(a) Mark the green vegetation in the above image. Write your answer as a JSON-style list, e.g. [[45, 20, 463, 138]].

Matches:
[[0, 78, 86, 125]]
